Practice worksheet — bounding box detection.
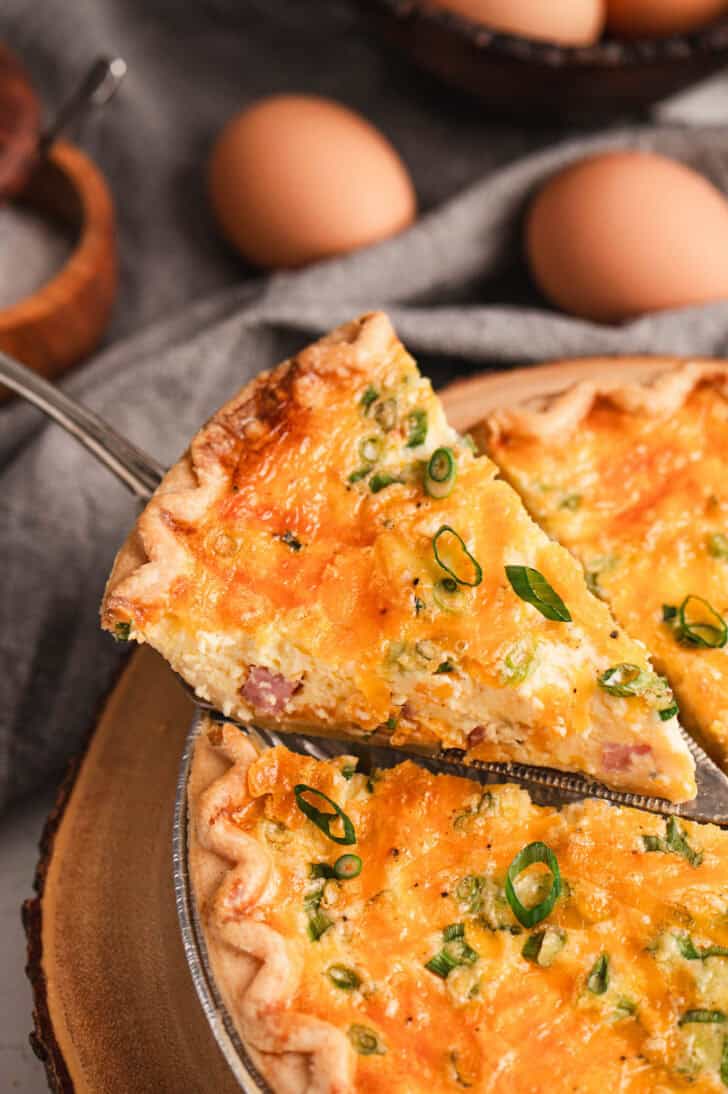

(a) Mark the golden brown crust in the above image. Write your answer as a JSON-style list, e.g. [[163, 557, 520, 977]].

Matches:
[[486, 359, 728, 444], [189, 720, 354, 1093]]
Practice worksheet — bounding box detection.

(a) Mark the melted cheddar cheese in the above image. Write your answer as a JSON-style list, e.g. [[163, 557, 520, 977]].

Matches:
[[485, 373, 728, 770], [196, 740, 728, 1093], [103, 315, 695, 800]]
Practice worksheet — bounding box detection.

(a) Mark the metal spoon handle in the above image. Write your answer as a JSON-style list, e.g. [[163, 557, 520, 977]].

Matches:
[[39, 56, 127, 155], [0, 351, 164, 500]]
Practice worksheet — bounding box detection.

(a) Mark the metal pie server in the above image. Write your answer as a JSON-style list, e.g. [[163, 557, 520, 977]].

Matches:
[[4, 349, 728, 826]]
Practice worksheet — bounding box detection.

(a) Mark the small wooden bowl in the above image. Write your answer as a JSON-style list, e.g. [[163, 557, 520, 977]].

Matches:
[[365, 1, 728, 121], [0, 140, 117, 396]]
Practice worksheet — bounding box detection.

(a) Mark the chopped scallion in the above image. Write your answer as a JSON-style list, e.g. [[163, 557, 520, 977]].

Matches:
[[307, 910, 333, 941], [360, 386, 378, 413], [113, 621, 131, 641], [673, 594, 727, 649], [369, 472, 400, 494], [641, 816, 703, 868], [505, 566, 571, 623], [374, 397, 397, 432], [587, 953, 609, 995], [327, 964, 361, 991], [333, 853, 362, 880], [406, 409, 428, 448], [294, 785, 356, 845], [505, 841, 562, 928], [348, 1024, 386, 1055], [521, 926, 566, 967], [359, 435, 383, 465], [425, 448, 457, 499], [679, 1009, 726, 1026], [433, 525, 482, 587], [707, 532, 728, 560]]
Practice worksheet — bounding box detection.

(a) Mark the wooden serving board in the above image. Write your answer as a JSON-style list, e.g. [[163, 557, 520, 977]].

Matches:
[[24, 358, 682, 1092]]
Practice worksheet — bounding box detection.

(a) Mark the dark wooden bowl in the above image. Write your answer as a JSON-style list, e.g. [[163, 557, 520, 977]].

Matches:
[[365, 0, 728, 121], [0, 140, 116, 399]]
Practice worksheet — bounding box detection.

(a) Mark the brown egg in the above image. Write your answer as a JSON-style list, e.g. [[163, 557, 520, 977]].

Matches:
[[208, 95, 416, 269], [606, 0, 726, 36], [431, 0, 605, 45], [525, 151, 728, 323]]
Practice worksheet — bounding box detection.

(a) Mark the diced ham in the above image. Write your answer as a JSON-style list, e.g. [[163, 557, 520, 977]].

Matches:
[[467, 725, 487, 748], [602, 742, 652, 773], [242, 666, 299, 715]]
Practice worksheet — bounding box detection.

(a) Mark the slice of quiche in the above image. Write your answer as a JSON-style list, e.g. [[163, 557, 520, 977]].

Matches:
[[102, 314, 695, 801], [189, 718, 728, 1094], [481, 359, 728, 772]]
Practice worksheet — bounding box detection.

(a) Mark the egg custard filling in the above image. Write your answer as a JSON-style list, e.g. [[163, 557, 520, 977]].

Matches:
[[482, 360, 728, 772], [102, 313, 695, 801], [190, 718, 728, 1093]]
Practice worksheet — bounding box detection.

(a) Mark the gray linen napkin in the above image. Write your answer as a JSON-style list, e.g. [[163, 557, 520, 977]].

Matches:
[[4, 0, 728, 813]]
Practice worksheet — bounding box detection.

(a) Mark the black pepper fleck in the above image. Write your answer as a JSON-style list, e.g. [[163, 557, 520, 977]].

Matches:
[[441, 891, 449, 898], [610, 630, 619, 639]]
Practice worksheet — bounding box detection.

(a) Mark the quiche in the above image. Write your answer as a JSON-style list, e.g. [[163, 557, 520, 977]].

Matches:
[[102, 314, 695, 801], [481, 360, 728, 771], [190, 716, 728, 1094]]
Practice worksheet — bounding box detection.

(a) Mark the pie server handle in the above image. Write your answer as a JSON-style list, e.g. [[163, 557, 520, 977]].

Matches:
[[0, 349, 163, 499]]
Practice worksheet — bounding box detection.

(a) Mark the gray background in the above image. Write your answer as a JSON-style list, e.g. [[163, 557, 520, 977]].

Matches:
[[3, 1, 728, 1088]]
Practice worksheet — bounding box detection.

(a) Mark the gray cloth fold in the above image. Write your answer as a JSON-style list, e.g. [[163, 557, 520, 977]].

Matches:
[[4, 0, 728, 813]]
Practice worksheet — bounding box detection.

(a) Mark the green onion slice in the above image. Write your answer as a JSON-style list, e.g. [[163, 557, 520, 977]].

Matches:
[[425, 448, 457, 499], [433, 526, 482, 587], [598, 663, 647, 697], [348, 1024, 386, 1055], [505, 566, 571, 623], [406, 409, 428, 448], [359, 435, 383, 465], [433, 577, 469, 613], [455, 875, 485, 912], [307, 910, 333, 941], [360, 386, 378, 413], [333, 853, 362, 880], [505, 841, 562, 928], [676, 595, 727, 649], [559, 493, 582, 511], [294, 785, 356, 845], [707, 532, 728, 559], [327, 964, 361, 991], [521, 926, 566, 967], [340, 762, 357, 780], [348, 466, 371, 484], [659, 704, 679, 722], [587, 953, 609, 995], [676, 934, 728, 961], [434, 660, 455, 674], [425, 925, 479, 979], [369, 472, 400, 494], [679, 1009, 726, 1026], [113, 621, 131, 641], [374, 397, 397, 432], [641, 816, 703, 868]]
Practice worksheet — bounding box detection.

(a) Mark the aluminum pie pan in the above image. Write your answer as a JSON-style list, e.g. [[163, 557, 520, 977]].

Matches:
[[171, 712, 587, 1093], [176, 710, 727, 1092]]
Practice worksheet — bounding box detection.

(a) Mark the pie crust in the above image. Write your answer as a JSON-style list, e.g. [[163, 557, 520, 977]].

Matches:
[[189, 715, 728, 1093]]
